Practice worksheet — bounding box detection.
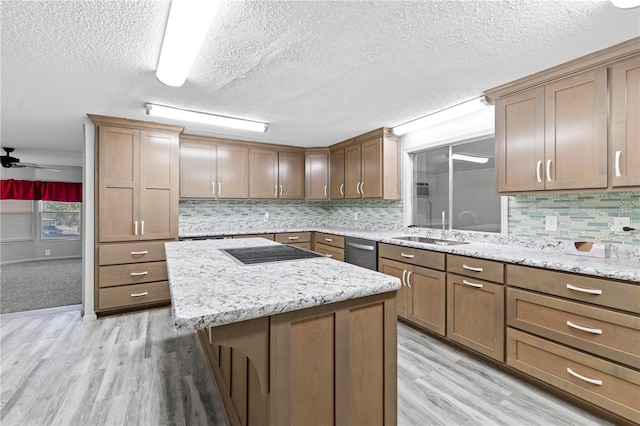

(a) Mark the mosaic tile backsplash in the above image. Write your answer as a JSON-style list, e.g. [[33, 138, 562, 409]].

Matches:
[[179, 199, 404, 231], [509, 191, 640, 245]]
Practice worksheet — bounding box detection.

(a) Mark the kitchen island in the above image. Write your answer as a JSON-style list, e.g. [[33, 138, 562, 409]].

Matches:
[[165, 238, 401, 426]]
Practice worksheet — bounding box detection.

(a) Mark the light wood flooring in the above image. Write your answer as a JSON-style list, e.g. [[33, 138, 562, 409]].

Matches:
[[1, 306, 609, 426]]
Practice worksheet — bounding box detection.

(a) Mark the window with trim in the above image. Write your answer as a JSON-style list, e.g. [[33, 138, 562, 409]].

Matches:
[[39, 201, 81, 240], [411, 137, 501, 233], [0, 200, 34, 242]]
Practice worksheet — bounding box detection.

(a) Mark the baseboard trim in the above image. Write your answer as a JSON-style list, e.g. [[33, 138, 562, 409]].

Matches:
[[0, 304, 82, 319], [1, 256, 82, 266]]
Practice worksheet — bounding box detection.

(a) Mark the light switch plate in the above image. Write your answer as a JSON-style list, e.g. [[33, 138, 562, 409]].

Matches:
[[545, 215, 558, 231]]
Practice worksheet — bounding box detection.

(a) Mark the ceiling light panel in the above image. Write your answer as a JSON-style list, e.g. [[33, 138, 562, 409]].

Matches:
[[393, 97, 489, 136], [156, 0, 222, 87], [146, 103, 268, 132]]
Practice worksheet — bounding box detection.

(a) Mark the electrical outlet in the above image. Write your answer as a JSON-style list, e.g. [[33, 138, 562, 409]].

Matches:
[[45, 249, 51, 256], [545, 215, 557, 231], [614, 217, 630, 228], [263, 211, 269, 222], [354, 212, 359, 221]]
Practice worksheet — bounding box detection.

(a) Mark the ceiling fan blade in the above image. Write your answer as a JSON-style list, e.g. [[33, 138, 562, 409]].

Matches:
[[21, 162, 61, 172]]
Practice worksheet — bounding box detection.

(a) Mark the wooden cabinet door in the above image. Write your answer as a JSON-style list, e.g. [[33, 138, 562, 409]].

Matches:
[[179, 141, 216, 198], [305, 151, 329, 200], [611, 56, 640, 187], [344, 144, 362, 198], [249, 149, 278, 199], [379, 258, 408, 319], [495, 87, 545, 192], [361, 138, 383, 198], [217, 144, 249, 199], [447, 273, 504, 361], [98, 126, 139, 242], [407, 264, 446, 336], [279, 151, 305, 199], [544, 68, 608, 190], [139, 130, 179, 240], [330, 149, 345, 199]]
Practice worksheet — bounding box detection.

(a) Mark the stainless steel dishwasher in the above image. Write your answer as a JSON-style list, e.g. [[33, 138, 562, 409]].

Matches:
[[345, 237, 378, 270]]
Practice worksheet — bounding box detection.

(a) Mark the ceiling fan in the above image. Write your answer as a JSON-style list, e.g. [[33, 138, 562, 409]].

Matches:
[[1, 147, 60, 172]]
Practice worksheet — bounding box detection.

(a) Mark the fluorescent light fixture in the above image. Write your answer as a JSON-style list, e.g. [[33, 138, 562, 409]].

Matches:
[[610, 0, 640, 9], [156, 0, 222, 87], [146, 103, 269, 132], [393, 96, 489, 136], [451, 153, 489, 164]]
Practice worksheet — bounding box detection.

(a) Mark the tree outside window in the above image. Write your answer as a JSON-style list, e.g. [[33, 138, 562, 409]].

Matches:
[[40, 201, 81, 240]]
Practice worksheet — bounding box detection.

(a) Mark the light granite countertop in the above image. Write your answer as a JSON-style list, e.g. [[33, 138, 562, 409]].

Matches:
[[180, 225, 640, 283], [165, 238, 401, 331]]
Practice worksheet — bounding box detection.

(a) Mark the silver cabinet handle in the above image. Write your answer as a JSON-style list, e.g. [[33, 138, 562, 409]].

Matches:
[[546, 159, 552, 182], [536, 160, 542, 183], [567, 368, 602, 386], [462, 264, 484, 272], [275, 185, 278, 196], [346, 241, 375, 251], [406, 270, 412, 288], [400, 253, 415, 259], [288, 236, 299, 240], [355, 182, 360, 194], [212, 182, 215, 194], [325, 238, 333, 242], [134, 221, 138, 236], [130, 271, 149, 276], [130, 251, 148, 255], [566, 284, 602, 295], [131, 292, 149, 297], [361, 181, 364, 194], [615, 150, 622, 177], [141, 220, 145, 235], [462, 279, 483, 288], [401, 270, 407, 287], [279, 185, 283, 196], [324, 185, 327, 197], [219, 182, 221, 194], [326, 254, 333, 258], [340, 183, 344, 196], [566, 321, 602, 335]]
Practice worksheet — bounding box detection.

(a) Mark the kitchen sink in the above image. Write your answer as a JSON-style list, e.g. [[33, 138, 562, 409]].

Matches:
[[392, 236, 469, 246]]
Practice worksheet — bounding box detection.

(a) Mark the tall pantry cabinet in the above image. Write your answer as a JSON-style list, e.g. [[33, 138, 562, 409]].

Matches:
[[89, 115, 182, 314]]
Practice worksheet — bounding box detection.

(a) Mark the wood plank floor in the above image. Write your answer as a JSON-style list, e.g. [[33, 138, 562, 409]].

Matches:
[[0, 306, 609, 426]]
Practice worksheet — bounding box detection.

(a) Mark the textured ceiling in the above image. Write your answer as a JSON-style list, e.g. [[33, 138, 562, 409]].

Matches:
[[1, 0, 639, 166]]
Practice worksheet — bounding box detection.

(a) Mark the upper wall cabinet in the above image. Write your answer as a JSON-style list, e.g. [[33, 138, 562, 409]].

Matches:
[[334, 128, 400, 200], [180, 137, 249, 199], [487, 37, 640, 194], [305, 150, 329, 200], [611, 56, 640, 188], [329, 148, 345, 199], [90, 116, 181, 242], [249, 148, 305, 199]]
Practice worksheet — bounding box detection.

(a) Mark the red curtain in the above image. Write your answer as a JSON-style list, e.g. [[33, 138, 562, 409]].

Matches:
[[0, 179, 82, 202]]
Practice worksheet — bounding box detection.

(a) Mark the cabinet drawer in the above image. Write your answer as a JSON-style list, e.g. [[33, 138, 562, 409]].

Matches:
[[507, 328, 640, 424], [447, 255, 504, 283], [233, 234, 275, 240], [507, 265, 640, 314], [507, 288, 640, 368], [379, 243, 445, 271], [99, 241, 168, 265], [98, 281, 170, 310], [275, 232, 311, 244], [98, 261, 168, 288], [288, 242, 311, 250], [315, 232, 345, 249], [315, 243, 344, 261]]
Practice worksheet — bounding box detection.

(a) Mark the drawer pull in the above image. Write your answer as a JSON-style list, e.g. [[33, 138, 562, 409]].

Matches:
[[326, 254, 333, 258], [400, 253, 415, 259], [131, 292, 149, 297], [130, 251, 149, 255], [566, 284, 602, 295], [462, 264, 483, 272], [325, 238, 333, 242], [130, 271, 149, 276], [288, 236, 299, 240], [566, 368, 603, 386], [566, 321, 602, 335], [462, 279, 483, 288]]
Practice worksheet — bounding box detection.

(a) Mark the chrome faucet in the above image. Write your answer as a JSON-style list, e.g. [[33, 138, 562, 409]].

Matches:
[[441, 211, 446, 240]]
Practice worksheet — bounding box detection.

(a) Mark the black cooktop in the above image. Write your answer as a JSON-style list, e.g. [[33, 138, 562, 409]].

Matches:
[[220, 245, 325, 265]]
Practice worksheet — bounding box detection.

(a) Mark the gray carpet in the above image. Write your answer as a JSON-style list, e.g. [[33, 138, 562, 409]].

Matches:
[[0, 258, 82, 314]]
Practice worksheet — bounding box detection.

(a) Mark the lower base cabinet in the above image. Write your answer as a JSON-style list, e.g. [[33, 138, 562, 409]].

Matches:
[[507, 328, 640, 424]]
